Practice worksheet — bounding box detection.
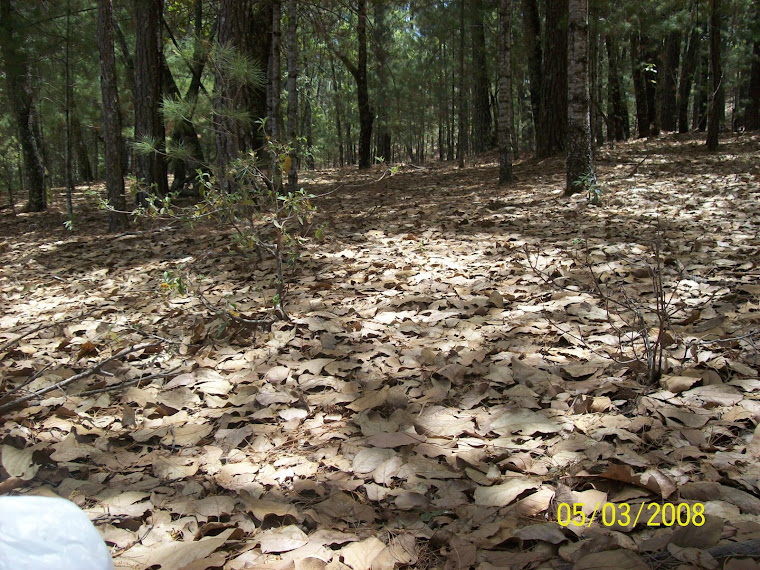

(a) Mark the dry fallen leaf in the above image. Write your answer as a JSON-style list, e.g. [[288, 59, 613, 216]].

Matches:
[[474, 477, 540, 507]]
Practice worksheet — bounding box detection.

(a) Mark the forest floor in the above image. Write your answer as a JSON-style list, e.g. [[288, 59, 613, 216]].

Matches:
[[2, 133, 760, 569]]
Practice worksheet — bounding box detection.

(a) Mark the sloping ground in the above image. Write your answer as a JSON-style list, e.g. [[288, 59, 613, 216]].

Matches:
[[1, 133, 760, 569]]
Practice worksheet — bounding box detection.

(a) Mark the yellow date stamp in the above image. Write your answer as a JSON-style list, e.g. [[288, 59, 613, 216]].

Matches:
[[556, 502, 706, 528]]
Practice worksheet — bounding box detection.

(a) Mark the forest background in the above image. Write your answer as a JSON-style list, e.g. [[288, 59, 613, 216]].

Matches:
[[2, 1, 760, 569]]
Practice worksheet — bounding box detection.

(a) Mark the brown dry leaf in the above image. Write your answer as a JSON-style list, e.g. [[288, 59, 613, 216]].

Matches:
[[490, 409, 562, 436], [724, 560, 760, 570], [474, 477, 540, 507], [413, 406, 474, 437], [75, 340, 99, 360], [370, 534, 418, 569], [258, 525, 309, 554], [239, 495, 301, 522], [445, 536, 476, 569], [50, 432, 97, 462], [747, 423, 760, 458], [352, 448, 396, 475], [160, 424, 213, 447], [119, 527, 235, 569], [574, 549, 649, 569], [512, 523, 567, 544], [671, 514, 723, 548], [366, 431, 425, 448], [666, 543, 719, 569], [1, 445, 39, 480], [340, 536, 386, 570], [347, 386, 389, 412], [372, 456, 402, 485], [153, 455, 200, 481], [661, 374, 701, 393]]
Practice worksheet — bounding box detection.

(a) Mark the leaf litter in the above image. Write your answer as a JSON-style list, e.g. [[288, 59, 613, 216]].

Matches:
[[1, 134, 760, 568]]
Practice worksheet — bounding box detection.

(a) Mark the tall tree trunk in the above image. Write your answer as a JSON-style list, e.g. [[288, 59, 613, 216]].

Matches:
[[457, 0, 466, 166], [304, 72, 315, 170], [72, 115, 94, 182], [471, 0, 492, 153], [336, 0, 373, 169], [542, 0, 568, 157], [113, 20, 136, 99], [606, 35, 628, 140], [588, 0, 603, 147], [706, 0, 723, 150], [448, 59, 455, 161], [187, 0, 207, 103], [644, 39, 660, 135], [214, 0, 253, 190], [522, 0, 544, 156], [330, 58, 344, 167], [96, 0, 128, 231], [167, 1, 206, 194], [678, 12, 701, 133], [356, 0, 372, 169], [373, 0, 391, 162], [161, 51, 205, 194], [747, 25, 760, 130], [566, 0, 595, 197], [287, 0, 298, 189], [498, 0, 513, 184], [0, 0, 46, 211], [269, 0, 282, 141], [660, 31, 681, 131], [134, 0, 168, 203], [630, 30, 650, 137], [693, 45, 709, 131], [64, 0, 74, 215]]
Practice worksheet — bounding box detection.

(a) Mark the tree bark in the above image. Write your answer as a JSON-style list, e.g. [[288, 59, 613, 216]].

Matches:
[[71, 115, 94, 183], [303, 72, 315, 169], [678, 11, 701, 133], [542, 0, 568, 158], [335, 0, 373, 169], [457, 0, 466, 166], [287, 0, 298, 189], [498, 0, 513, 185], [522, 0, 545, 156], [630, 30, 650, 138], [0, 0, 46, 211], [588, 0, 603, 147], [660, 30, 681, 131], [693, 46, 709, 131], [96, 0, 128, 231], [606, 35, 628, 141], [373, 0, 391, 163], [566, 0, 595, 197], [330, 58, 344, 167], [161, 51, 205, 194], [356, 0, 372, 169], [644, 39, 660, 136], [747, 32, 760, 130], [269, 0, 282, 141], [706, 0, 723, 150], [214, 0, 262, 190], [471, 0, 492, 153], [134, 0, 168, 203]]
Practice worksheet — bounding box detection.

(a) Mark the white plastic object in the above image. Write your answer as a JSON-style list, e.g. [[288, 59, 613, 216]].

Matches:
[[0, 496, 114, 570]]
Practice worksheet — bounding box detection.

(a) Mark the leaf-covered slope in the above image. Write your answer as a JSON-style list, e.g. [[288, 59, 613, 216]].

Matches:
[[1, 134, 760, 569]]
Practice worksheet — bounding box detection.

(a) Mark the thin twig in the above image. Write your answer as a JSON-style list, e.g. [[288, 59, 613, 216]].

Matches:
[[196, 288, 275, 326], [0, 342, 160, 413], [78, 365, 182, 396], [0, 309, 97, 354]]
